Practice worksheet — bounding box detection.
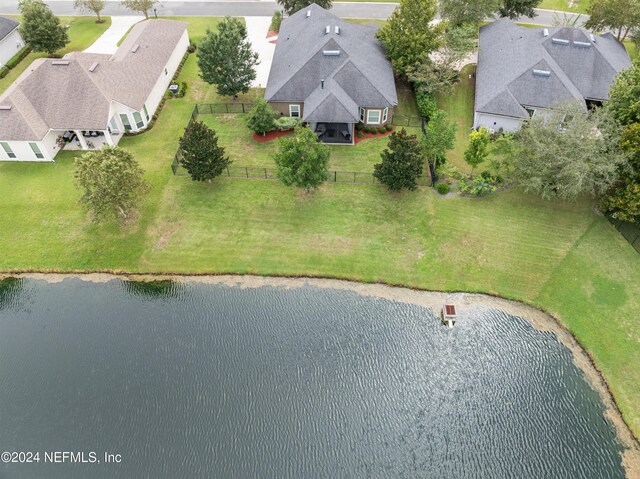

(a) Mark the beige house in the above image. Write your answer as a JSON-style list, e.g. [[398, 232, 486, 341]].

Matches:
[[0, 19, 189, 162]]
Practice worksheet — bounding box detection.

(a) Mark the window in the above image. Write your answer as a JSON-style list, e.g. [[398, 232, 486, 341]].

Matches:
[[367, 109, 381, 125], [109, 117, 118, 132], [1, 142, 16, 159], [382, 107, 388, 123], [143, 105, 149, 121], [289, 104, 300, 118], [359, 107, 365, 123], [120, 114, 132, 132], [29, 142, 44, 159], [133, 111, 144, 129]]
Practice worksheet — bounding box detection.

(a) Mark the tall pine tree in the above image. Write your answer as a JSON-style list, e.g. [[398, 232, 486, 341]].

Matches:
[[179, 121, 231, 182]]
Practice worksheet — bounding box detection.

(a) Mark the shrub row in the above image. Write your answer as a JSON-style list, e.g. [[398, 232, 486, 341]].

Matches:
[[0, 46, 31, 80]]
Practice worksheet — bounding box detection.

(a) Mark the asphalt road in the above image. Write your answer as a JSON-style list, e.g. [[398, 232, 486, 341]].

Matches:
[[0, 1, 587, 25]]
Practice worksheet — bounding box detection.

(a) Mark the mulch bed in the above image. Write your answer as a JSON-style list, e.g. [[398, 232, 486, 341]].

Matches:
[[252, 130, 294, 143], [355, 128, 393, 144]]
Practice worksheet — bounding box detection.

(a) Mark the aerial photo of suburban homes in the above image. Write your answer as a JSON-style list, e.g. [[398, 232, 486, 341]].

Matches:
[[0, 0, 639, 476]]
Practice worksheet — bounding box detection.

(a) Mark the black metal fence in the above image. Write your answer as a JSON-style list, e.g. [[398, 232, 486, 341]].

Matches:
[[171, 161, 431, 186], [171, 104, 432, 186], [391, 115, 424, 128], [607, 216, 640, 254]]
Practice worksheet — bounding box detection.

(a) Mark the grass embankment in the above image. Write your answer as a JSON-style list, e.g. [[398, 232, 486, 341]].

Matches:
[[0, 16, 639, 441], [0, 16, 111, 94], [539, 0, 590, 13]]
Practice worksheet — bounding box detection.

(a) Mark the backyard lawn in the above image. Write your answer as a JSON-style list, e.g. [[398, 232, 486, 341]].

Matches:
[[0, 15, 639, 445], [0, 16, 111, 94]]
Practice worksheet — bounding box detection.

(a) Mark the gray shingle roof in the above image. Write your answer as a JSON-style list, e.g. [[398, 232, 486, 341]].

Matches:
[[0, 19, 187, 141], [476, 19, 632, 118], [0, 16, 19, 42], [265, 3, 397, 123]]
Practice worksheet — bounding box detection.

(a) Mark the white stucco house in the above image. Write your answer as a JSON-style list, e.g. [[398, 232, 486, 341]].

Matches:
[[474, 19, 632, 133], [0, 19, 189, 162], [0, 16, 24, 68]]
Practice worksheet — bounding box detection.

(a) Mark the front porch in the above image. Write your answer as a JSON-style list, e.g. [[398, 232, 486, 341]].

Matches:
[[313, 122, 353, 145], [61, 130, 123, 151]]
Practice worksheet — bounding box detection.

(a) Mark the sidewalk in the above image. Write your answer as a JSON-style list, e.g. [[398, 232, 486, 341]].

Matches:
[[244, 16, 276, 88]]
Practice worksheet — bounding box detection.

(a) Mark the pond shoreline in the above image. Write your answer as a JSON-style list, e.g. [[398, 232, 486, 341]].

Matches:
[[2, 271, 639, 477]]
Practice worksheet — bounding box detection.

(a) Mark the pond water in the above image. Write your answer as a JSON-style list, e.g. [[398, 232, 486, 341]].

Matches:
[[0, 278, 626, 478]]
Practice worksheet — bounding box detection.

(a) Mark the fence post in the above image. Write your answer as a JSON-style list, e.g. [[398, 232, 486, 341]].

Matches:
[[246, 167, 249, 178], [242, 103, 246, 113], [353, 172, 356, 183], [227, 166, 230, 177], [334, 171, 337, 182], [264, 168, 267, 179]]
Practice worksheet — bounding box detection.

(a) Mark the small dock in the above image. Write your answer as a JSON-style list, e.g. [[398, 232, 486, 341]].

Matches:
[[440, 304, 457, 328]]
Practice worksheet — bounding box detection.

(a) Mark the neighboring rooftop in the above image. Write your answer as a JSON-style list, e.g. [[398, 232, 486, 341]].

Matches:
[[265, 3, 397, 123], [475, 19, 632, 119], [0, 16, 19, 42], [0, 19, 187, 141]]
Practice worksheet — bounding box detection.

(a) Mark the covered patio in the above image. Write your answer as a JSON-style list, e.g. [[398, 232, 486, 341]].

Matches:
[[60, 130, 123, 151], [313, 122, 353, 145]]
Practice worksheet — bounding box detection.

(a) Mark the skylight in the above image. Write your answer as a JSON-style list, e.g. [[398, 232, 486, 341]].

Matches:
[[551, 38, 570, 45], [533, 69, 551, 77], [322, 50, 340, 56]]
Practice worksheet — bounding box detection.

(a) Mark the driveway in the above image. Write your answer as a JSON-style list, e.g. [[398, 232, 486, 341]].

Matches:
[[244, 16, 276, 88], [84, 16, 144, 54]]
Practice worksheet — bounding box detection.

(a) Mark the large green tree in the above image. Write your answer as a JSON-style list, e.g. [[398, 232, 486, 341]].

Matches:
[[585, 0, 640, 41], [74, 146, 149, 223], [602, 180, 640, 223], [607, 60, 640, 126], [121, 0, 157, 19], [277, 0, 332, 15], [512, 103, 628, 200], [274, 127, 330, 191], [246, 98, 277, 136], [440, 0, 542, 26], [197, 17, 259, 98], [73, 0, 105, 23], [464, 128, 490, 173], [376, 0, 442, 76], [179, 121, 231, 182], [19, 0, 69, 55], [374, 128, 425, 191]]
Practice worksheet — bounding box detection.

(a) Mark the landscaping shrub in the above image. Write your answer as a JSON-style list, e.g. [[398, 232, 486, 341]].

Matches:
[[6, 46, 30, 69], [416, 91, 437, 120], [187, 43, 197, 53], [355, 122, 365, 131], [274, 116, 300, 131], [357, 130, 365, 138], [480, 170, 492, 180], [495, 175, 504, 184], [459, 175, 497, 196], [385, 124, 393, 131], [270, 11, 282, 32], [436, 183, 450, 195], [0, 66, 8, 79], [364, 127, 373, 134], [378, 127, 386, 134]]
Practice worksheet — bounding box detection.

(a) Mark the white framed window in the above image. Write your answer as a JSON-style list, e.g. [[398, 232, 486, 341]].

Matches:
[[120, 113, 132, 132], [382, 107, 388, 123], [1, 142, 16, 159], [29, 142, 44, 159], [289, 104, 300, 118], [133, 111, 144, 129], [359, 107, 365, 123], [367, 109, 381, 125], [143, 104, 149, 121]]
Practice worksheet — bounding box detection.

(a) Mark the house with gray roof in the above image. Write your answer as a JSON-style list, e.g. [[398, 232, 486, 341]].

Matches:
[[0, 16, 24, 69], [0, 19, 188, 162], [265, 3, 397, 144], [474, 19, 632, 133]]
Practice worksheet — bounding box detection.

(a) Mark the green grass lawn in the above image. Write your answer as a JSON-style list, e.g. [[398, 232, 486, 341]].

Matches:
[[1, 15, 639, 446], [539, 0, 590, 13], [0, 16, 111, 94]]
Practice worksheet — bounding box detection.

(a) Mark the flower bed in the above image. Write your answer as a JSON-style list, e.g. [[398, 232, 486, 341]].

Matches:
[[355, 127, 394, 144], [252, 129, 294, 143]]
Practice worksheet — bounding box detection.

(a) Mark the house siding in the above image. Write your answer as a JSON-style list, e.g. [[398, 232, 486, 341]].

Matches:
[[360, 106, 393, 126], [269, 101, 303, 118], [473, 112, 524, 132], [0, 28, 24, 68]]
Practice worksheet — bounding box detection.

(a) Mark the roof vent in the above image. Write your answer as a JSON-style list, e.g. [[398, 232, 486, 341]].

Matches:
[[573, 40, 592, 48], [533, 69, 551, 77], [0, 105, 11, 111], [325, 25, 330, 34], [306, 10, 311, 17], [322, 50, 340, 56], [335, 26, 340, 35], [590, 33, 596, 42], [543, 28, 549, 37], [132, 44, 140, 53], [321, 79, 325, 89], [551, 38, 570, 45], [51, 60, 69, 65], [88, 62, 99, 72]]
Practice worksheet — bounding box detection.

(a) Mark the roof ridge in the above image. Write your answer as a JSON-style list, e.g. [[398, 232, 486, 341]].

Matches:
[[334, 58, 396, 106]]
